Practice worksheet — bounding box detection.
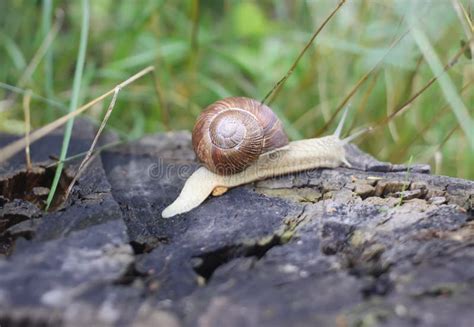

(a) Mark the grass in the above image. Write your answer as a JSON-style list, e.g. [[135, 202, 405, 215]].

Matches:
[[46, 0, 89, 209], [0, 0, 473, 179]]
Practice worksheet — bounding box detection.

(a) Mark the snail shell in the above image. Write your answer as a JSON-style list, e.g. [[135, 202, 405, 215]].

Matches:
[[192, 97, 289, 175]]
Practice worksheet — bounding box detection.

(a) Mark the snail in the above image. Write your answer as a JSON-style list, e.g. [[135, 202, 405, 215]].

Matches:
[[192, 97, 290, 175], [162, 96, 367, 218]]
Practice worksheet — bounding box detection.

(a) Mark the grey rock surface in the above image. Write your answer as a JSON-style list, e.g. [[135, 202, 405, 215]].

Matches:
[[0, 121, 473, 327]]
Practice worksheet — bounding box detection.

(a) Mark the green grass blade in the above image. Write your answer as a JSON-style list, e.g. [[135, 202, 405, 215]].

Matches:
[[41, 0, 55, 120], [46, 0, 90, 210], [0, 82, 66, 110], [410, 22, 474, 149], [1, 33, 27, 70]]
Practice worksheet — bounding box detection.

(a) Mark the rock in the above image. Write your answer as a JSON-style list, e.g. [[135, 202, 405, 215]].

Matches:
[[0, 120, 473, 326], [388, 189, 426, 201], [429, 196, 447, 205], [255, 187, 322, 203], [374, 180, 411, 197], [353, 182, 376, 199]]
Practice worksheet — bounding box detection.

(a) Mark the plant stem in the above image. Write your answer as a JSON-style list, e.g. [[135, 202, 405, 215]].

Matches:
[[46, 0, 90, 210]]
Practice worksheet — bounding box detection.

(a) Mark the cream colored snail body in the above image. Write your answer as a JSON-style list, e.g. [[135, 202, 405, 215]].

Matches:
[[162, 97, 365, 218]]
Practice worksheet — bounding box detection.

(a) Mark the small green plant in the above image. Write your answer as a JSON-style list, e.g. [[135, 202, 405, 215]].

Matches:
[[46, 0, 90, 209]]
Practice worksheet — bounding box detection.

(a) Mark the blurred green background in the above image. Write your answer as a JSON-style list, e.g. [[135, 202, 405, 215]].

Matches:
[[1, 0, 473, 179]]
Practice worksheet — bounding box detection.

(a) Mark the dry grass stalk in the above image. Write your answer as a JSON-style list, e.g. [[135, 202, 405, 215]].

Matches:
[[317, 30, 409, 136], [149, 70, 169, 130], [394, 81, 473, 159], [0, 65, 155, 163], [451, 0, 474, 58], [1, 11, 63, 113], [261, 0, 347, 106], [17, 11, 64, 90], [376, 37, 472, 128], [64, 88, 120, 201], [22, 90, 33, 170]]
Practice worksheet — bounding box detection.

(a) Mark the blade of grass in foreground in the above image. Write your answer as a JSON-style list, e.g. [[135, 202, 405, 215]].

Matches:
[[41, 0, 55, 120], [46, 0, 90, 210]]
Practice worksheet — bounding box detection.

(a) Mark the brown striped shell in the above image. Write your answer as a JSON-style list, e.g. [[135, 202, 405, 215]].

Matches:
[[192, 97, 289, 175]]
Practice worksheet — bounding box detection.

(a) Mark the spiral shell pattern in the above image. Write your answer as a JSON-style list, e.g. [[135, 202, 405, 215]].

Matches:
[[192, 97, 289, 175]]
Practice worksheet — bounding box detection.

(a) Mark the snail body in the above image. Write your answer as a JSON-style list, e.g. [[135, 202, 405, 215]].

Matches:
[[162, 100, 367, 218], [162, 134, 349, 218]]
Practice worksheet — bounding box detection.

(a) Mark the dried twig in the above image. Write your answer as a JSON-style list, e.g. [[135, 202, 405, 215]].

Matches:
[[0, 66, 155, 163], [394, 81, 473, 159], [64, 87, 120, 200], [18, 10, 64, 90], [1, 10, 63, 113], [451, 0, 474, 58], [260, 0, 347, 106], [316, 30, 409, 136], [22, 90, 33, 170], [374, 36, 472, 128], [149, 70, 169, 130], [45, 140, 125, 169], [348, 72, 380, 132]]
